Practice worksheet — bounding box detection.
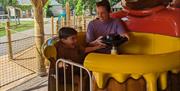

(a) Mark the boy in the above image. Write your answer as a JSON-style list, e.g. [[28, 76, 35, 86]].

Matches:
[[55, 27, 103, 91], [55, 27, 104, 64]]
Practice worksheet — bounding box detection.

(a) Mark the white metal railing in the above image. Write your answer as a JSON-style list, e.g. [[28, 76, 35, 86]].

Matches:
[[56, 59, 92, 91]]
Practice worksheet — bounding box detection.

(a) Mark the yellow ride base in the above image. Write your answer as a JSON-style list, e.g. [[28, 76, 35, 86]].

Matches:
[[84, 32, 180, 91]]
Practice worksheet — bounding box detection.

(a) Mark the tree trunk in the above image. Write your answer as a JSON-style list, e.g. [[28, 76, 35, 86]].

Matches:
[[31, 0, 48, 76], [34, 7, 47, 76]]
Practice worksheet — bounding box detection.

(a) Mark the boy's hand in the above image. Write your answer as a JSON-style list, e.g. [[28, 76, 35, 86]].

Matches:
[[58, 62, 69, 69], [94, 44, 106, 50]]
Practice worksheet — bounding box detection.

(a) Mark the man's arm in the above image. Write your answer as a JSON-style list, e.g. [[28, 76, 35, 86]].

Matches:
[[116, 20, 130, 39], [86, 21, 106, 46], [86, 21, 95, 44]]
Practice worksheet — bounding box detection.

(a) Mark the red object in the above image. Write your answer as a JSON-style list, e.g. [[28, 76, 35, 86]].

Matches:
[[111, 6, 180, 37], [110, 10, 128, 19]]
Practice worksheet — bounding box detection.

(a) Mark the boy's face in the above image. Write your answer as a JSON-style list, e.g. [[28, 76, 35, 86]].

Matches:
[[61, 35, 78, 48]]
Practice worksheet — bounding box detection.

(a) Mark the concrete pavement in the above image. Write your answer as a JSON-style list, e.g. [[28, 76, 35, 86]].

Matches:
[[0, 18, 57, 56]]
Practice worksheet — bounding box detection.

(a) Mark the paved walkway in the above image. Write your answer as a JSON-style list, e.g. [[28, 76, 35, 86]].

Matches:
[[0, 18, 57, 56], [7, 76, 48, 91]]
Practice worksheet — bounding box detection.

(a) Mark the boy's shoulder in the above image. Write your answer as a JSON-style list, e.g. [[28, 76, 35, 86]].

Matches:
[[54, 41, 65, 50]]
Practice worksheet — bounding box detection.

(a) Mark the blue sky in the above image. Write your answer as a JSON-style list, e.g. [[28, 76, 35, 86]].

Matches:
[[17, 0, 31, 5]]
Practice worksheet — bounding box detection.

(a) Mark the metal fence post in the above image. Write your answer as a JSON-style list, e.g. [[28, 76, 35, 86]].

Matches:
[[5, 21, 13, 60]]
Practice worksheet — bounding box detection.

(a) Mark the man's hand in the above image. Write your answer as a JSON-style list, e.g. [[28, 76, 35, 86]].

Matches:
[[90, 36, 106, 46], [85, 36, 107, 53], [120, 33, 130, 40]]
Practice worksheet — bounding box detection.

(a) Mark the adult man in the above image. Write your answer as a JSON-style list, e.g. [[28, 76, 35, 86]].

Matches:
[[86, 0, 129, 54]]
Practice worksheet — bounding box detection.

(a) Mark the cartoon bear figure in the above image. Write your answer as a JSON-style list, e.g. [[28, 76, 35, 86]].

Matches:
[[111, 0, 180, 37]]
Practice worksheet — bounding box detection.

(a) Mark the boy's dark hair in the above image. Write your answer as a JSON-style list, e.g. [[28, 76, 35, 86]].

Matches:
[[58, 27, 77, 39], [96, 0, 111, 13]]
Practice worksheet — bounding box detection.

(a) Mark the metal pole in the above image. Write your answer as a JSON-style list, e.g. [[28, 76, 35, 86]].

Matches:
[[56, 59, 93, 91], [63, 62, 67, 91], [71, 65, 74, 91], [5, 21, 13, 60], [80, 68, 83, 91]]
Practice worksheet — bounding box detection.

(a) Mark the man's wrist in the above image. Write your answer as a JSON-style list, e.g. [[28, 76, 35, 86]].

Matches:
[[89, 41, 97, 46]]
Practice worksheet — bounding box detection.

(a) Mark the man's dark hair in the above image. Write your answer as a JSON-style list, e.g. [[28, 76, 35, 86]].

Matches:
[[96, 0, 111, 13], [58, 27, 77, 39]]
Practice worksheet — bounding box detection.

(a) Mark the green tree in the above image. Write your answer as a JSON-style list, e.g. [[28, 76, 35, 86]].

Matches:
[[9, 0, 18, 6], [55, 0, 121, 16], [0, 0, 18, 13], [110, 0, 121, 6], [75, 0, 83, 15], [0, 0, 10, 9], [85, 0, 96, 15], [44, 0, 51, 17]]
